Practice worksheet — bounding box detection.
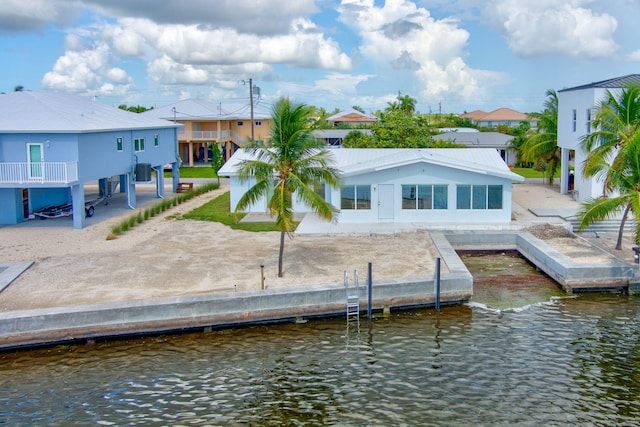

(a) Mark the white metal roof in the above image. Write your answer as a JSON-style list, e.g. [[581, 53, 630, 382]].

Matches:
[[219, 148, 524, 182], [145, 98, 271, 121], [0, 91, 181, 133]]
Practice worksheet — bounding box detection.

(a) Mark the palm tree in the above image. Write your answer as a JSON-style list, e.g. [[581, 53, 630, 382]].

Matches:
[[577, 133, 640, 249], [520, 89, 560, 184], [578, 83, 640, 249], [235, 97, 342, 277]]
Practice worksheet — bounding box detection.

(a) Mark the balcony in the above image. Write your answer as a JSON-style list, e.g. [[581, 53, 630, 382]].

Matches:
[[0, 162, 79, 184], [178, 130, 230, 141]]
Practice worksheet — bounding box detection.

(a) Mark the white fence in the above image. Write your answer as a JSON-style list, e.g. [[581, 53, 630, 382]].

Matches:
[[0, 162, 78, 184]]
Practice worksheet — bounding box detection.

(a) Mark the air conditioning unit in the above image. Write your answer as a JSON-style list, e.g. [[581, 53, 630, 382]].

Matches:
[[135, 163, 152, 182]]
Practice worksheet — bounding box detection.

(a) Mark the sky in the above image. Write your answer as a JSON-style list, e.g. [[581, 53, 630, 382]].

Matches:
[[1, 0, 640, 115]]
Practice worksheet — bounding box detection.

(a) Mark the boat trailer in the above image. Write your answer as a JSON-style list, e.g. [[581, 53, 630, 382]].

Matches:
[[34, 196, 108, 219]]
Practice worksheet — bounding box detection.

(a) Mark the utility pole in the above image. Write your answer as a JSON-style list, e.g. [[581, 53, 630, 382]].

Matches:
[[249, 78, 255, 141]]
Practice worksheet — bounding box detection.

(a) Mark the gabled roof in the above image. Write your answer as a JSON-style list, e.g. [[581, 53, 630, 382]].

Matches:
[[327, 109, 378, 122], [219, 148, 524, 182], [144, 98, 271, 121], [558, 74, 640, 92], [432, 131, 514, 147], [0, 91, 181, 133]]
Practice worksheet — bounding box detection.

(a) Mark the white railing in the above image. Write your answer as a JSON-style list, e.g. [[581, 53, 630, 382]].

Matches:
[[178, 130, 230, 140], [0, 162, 79, 184]]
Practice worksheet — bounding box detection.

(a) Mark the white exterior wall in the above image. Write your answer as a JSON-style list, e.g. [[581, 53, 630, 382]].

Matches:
[[558, 87, 620, 202], [333, 163, 513, 224]]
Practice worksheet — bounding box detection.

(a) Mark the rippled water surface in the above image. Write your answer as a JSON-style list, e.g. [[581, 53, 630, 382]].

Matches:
[[2, 293, 640, 426]]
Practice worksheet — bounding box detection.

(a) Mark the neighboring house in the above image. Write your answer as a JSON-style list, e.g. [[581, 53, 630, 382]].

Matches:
[[0, 91, 181, 229], [432, 131, 517, 166], [459, 108, 537, 128], [557, 74, 640, 202], [143, 99, 272, 166], [219, 148, 523, 226], [326, 109, 378, 127], [311, 129, 373, 148]]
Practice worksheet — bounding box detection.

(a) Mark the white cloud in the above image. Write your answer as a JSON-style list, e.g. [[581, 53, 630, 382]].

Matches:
[[338, 0, 499, 102], [41, 35, 135, 95], [625, 50, 640, 61], [487, 0, 618, 58]]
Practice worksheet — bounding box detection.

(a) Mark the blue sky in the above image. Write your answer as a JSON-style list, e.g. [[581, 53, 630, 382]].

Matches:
[[1, 0, 639, 115]]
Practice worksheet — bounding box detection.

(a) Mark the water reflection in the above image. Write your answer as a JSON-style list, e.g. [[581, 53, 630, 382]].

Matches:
[[1, 296, 640, 426]]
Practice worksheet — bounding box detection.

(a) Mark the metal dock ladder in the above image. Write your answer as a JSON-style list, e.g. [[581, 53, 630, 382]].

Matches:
[[345, 270, 360, 323]]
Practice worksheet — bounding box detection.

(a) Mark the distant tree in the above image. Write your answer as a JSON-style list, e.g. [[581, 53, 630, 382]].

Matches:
[[235, 97, 342, 277], [118, 104, 153, 113], [520, 89, 560, 184], [342, 130, 373, 147], [352, 105, 365, 113], [14, 85, 24, 92], [210, 144, 225, 184]]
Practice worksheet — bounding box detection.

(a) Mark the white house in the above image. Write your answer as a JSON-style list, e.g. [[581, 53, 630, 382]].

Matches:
[[557, 74, 640, 202], [218, 148, 524, 226]]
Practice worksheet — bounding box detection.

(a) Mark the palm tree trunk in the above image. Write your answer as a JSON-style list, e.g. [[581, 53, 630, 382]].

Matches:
[[278, 230, 285, 277], [615, 203, 631, 250]]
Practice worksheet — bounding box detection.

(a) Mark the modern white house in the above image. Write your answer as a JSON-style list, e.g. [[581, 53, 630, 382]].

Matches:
[[557, 74, 640, 202], [0, 91, 182, 229], [218, 148, 524, 227]]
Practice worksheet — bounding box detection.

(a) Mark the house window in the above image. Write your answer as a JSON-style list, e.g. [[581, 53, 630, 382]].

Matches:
[[237, 121, 244, 126], [154, 134, 159, 147], [255, 121, 262, 126], [401, 184, 447, 209], [456, 185, 502, 210], [314, 183, 326, 201], [134, 138, 145, 152], [341, 185, 371, 210], [586, 109, 592, 134], [116, 137, 123, 152], [572, 109, 577, 132]]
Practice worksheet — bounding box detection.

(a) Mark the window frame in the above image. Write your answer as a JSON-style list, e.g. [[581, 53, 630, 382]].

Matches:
[[341, 185, 371, 210], [116, 137, 123, 152], [134, 137, 145, 152], [401, 184, 448, 210]]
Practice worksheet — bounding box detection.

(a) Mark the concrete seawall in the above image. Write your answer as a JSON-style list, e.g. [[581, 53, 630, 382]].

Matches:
[[0, 230, 634, 350]]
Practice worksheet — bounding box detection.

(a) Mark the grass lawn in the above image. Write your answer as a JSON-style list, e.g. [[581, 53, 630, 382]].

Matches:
[[183, 191, 287, 232], [164, 166, 219, 179], [511, 167, 560, 179]]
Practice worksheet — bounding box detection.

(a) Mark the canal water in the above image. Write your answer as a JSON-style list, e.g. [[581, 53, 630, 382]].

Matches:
[[1, 256, 640, 426]]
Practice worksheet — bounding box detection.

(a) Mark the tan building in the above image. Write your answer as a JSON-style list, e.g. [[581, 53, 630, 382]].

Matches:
[[144, 99, 272, 166], [459, 108, 537, 128]]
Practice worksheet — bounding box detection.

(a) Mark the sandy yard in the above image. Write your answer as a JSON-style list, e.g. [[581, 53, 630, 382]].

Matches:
[[0, 185, 440, 311], [0, 182, 633, 312]]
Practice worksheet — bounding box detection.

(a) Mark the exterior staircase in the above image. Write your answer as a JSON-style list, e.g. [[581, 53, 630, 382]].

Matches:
[[567, 216, 634, 235]]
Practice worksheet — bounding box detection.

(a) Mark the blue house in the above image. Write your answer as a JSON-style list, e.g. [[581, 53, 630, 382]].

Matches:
[[0, 92, 182, 229]]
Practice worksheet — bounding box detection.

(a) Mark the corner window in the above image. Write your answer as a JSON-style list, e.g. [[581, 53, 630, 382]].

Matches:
[[154, 134, 159, 147], [401, 184, 447, 209], [116, 137, 123, 152], [134, 138, 145, 152], [341, 185, 371, 210], [457, 185, 502, 210]]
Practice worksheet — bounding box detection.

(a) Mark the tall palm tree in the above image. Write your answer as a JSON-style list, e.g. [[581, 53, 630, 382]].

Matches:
[[235, 97, 342, 277], [577, 133, 640, 249], [520, 89, 560, 184], [578, 83, 640, 249]]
